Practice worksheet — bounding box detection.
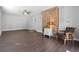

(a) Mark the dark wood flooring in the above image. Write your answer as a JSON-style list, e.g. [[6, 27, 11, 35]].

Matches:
[[0, 30, 79, 52]]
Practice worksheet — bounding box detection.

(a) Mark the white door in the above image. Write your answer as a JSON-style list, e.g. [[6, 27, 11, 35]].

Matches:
[[32, 17, 37, 31], [32, 14, 42, 32]]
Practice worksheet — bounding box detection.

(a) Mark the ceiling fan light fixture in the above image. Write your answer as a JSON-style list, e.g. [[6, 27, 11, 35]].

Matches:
[[23, 9, 31, 15]]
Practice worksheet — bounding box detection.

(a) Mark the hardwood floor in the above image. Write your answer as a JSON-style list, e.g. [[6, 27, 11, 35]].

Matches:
[[0, 30, 79, 52]]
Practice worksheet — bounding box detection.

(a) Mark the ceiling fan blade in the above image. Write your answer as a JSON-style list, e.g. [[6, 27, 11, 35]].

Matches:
[[23, 9, 31, 15]]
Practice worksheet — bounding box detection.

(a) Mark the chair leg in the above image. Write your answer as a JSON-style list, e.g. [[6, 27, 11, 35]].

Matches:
[[64, 39, 66, 45]]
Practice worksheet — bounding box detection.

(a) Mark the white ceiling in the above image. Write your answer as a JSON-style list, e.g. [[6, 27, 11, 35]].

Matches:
[[2, 6, 55, 15]]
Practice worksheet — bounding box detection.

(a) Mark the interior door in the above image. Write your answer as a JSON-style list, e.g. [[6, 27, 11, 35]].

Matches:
[[32, 14, 42, 32]]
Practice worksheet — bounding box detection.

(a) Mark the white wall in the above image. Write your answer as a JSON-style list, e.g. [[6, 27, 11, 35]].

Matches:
[[71, 7, 79, 39], [59, 6, 79, 39], [2, 13, 32, 31], [2, 12, 42, 33], [59, 6, 75, 30]]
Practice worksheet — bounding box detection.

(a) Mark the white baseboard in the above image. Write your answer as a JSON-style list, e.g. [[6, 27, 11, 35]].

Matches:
[[2, 28, 28, 31], [2, 28, 42, 33]]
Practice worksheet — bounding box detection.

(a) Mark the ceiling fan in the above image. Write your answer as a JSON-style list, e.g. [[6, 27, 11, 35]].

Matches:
[[23, 9, 31, 15]]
